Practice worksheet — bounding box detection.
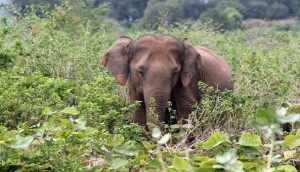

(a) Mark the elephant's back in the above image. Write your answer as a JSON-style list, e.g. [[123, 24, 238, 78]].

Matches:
[[193, 46, 234, 91], [194, 46, 228, 65]]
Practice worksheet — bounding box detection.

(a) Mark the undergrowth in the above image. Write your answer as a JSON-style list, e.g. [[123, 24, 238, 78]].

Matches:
[[0, 3, 300, 171]]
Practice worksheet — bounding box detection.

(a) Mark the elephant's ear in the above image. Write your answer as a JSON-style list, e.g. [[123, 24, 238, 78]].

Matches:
[[100, 36, 133, 85], [180, 38, 199, 87]]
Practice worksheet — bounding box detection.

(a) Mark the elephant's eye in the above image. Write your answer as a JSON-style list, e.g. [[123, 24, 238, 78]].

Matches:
[[137, 68, 144, 77], [172, 71, 178, 78]]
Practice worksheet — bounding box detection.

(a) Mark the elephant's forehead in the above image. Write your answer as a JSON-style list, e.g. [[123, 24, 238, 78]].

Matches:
[[133, 42, 182, 55], [135, 36, 182, 49]]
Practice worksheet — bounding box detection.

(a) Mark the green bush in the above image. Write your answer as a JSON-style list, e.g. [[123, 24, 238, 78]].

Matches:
[[0, 68, 76, 128], [0, 68, 139, 133], [1, 2, 300, 171]]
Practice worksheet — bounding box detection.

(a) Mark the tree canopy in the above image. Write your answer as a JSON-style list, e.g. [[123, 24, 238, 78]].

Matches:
[[7, 0, 300, 30]]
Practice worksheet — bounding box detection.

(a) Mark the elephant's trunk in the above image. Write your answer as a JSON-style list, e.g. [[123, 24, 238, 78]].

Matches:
[[144, 89, 170, 127]]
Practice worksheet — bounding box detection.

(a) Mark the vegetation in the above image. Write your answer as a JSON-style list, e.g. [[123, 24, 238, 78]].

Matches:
[[0, 2, 300, 172], [5, 0, 300, 30]]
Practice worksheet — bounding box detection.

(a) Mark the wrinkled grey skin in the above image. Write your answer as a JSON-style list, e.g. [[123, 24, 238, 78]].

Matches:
[[101, 35, 233, 129]]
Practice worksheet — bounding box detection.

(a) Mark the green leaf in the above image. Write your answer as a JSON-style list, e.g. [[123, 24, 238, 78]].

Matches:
[[283, 134, 300, 150], [243, 161, 259, 170], [114, 141, 139, 156], [148, 158, 162, 170], [74, 132, 85, 139], [239, 146, 260, 160], [0, 126, 7, 133], [275, 165, 297, 172], [279, 114, 300, 123], [202, 131, 230, 150], [0, 130, 18, 142], [192, 166, 216, 172], [182, 123, 194, 129], [60, 107, 79, 115], [11, 135, 34, 149], [152, 127, 161, 138], [170, 124, 180, 130], [252, 107, 279, 128], [215, 150, 243, 172], [173, 156, 187, 171], [55, 129, 72, 138], [42, 107, 54, 115], [85, 127, 98, 136], [60, 119, 70, 128], [216, 151, 237, 164], [75, 118, 87, 130], [143, 141, 155, 150], [237, 132, 261, 147], [108, 158, 128, 170], [166, 168, 178, 172], [271, 154, 282, 163], [112, 134, 125, 148]]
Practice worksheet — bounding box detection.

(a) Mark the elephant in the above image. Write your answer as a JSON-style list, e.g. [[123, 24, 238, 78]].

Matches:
[[100, 35, 233, 130]]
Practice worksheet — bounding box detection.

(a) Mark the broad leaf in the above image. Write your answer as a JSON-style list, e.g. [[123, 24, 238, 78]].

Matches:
[[11, 135, 34, 149], [276, 165, 297, 172], [238, 132, 261, 147], [271, 154, 282, 163], [215, 150, 243, 172], [60, 107, 80, 115], [279, 113, 300, 123], [114, 141, 139, 156], [0, 130, 18, 142], [239, 146, 260, 160], [166, 168, 178, 172], [148, 158, 162, 170], [112, 134, 125, 148], [42, 107, 54, 115], [192, 166, 216, 172], [243, 161, 259, 170], [202, 131, 230, 150], [182, 123, 194, 129], [55, 129, 72, 138], [108, 158, 128, 170], [173, 156, 187, 171], [75, 118, 87, 130], [152, 127, 161, 138], [143, 141, 155, 150], [252, 107, 279, 128], [216, 151, 237, 164], [283, 134, 300, 150], [74, 132, 85, 139]]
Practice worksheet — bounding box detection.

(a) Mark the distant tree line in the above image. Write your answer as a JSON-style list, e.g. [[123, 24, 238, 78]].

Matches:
[[9, 0, 300, 30]]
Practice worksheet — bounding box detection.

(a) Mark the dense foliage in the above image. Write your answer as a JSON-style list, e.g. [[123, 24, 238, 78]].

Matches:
[[5, 0, 300, 30], [0, 3, 300, 172]]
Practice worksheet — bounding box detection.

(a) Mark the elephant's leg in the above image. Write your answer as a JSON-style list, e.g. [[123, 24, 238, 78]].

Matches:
[[172, 81, 199, 123], [172, 84, 199, 143], [133, 101, 147, 126], [129, 82, 147, 126]]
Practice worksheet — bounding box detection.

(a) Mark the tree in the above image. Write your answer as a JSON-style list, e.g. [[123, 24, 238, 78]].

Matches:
[[182, 0, 215, 20], [241, 0, 269, 19], [135, 0, 184, 30], [200, 0, 243, 30], [267, 2, 289, 19], [108, 0, 148, 22], [11, 0, 62, 16], [278, 0, 300, 16]]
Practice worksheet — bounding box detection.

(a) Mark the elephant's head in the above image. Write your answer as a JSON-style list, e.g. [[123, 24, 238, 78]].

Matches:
[[101, 35, 199, 125]]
